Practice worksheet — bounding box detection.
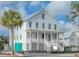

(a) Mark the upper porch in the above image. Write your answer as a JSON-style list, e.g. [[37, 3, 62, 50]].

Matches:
[[26, 29, 64, 43]]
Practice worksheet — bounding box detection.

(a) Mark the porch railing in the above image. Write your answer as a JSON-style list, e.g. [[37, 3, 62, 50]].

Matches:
[[44, 39, 64, 51]]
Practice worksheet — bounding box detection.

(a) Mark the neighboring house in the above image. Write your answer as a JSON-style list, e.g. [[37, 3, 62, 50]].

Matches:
[[63, 25, 79, 52], [69, 31, 79, 51], [13, 9, 64, 52], [0, 36, 9, 51], [3, 36, 9, 51]]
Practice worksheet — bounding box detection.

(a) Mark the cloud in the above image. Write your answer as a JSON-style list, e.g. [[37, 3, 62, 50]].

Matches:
[[59, 21, 65, 24], [46, 1, 72, 32], [0, 1, 28, 20], [0, 24, 9, 35], [59, 21, 72, 32], [0, 2, 17, 19], [17, 2, 28, 20], [30, 1, 40, 6], [0, 1, 13, 6], [0, 25, 8, 31], [18, 8, 28, 20], [46, 1, 71, 17], [59, 20, 75, 32], [66, 23, 73, 29], [59, 22, 67, 32]]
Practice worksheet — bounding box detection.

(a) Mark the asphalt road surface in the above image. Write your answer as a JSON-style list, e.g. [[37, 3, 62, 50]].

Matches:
[[0, 52, 77, 57], [25, 53, 75, 57]]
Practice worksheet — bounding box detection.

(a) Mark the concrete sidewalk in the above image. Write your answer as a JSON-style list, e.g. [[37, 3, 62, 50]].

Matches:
[[0, 51, 24, 57]]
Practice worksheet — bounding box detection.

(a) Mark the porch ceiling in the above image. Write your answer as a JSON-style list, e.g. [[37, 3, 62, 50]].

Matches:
[[26, 29, 63, 34]]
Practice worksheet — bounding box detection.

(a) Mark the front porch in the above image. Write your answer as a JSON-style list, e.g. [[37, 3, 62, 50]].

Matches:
[[26, 29, 64, 52]]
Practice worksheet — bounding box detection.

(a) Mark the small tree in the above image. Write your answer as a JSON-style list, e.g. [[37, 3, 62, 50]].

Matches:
[[69, 2, 79, 24], [0, 35, 4, 50]]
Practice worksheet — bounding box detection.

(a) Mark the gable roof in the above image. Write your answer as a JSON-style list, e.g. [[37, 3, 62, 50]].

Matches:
[[23, 8, 56, 22], [64, 27, 78, 38], [23, 9, 44, 22]]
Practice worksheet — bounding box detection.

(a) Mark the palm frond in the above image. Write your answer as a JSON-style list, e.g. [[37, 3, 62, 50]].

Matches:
[[1, 9, 23, 28]]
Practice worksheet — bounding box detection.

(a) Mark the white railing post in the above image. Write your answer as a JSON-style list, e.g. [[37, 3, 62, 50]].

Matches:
[[44, 33, 46, 51], [51, 33, 52, 43], [57, 33, 59, 43], [30, 31, 32, 51], [37, 32, 39, 50], [62, 33, 64, 51], [50, 33, 52, 51]]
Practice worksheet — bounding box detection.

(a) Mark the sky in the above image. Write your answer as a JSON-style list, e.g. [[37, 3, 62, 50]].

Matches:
[[0, 1, 72, 36]]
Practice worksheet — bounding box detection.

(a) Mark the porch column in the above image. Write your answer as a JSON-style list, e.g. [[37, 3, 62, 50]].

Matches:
[[37, 32, 39, 50], [51, 33, 52, 42], [44, 33, 46, 50], [50, 33, 52, 49], [62, 33, 64, 41], [62, 33, 64, 51], [30, 31, 32, 50], [57, 33, 59, 43]]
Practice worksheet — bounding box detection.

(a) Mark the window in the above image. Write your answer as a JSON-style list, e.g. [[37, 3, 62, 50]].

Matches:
[[48, 24, 51, 29], [29, 22, 32, 28], [52, 34, 57, 39], [48, 34, 51, 41], [20, 34, 21, 40], [42, 13, 45, 19], [36, 22, 38, 28], [55, 34, 57, 39], [17, 35, 18, 40], [36, 33, 37, 39], [42, 34, 44, 39], [26, 43, 29, 50], [54, 24, 57, 30], [42, 23, 45, 29], [27, 32, 30, 39]]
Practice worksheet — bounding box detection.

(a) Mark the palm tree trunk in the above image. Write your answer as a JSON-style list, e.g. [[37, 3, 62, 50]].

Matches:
[[9, 26, 14, 54]]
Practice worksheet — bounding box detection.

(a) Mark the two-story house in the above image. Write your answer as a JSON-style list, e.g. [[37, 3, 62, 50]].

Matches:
[[13, 9, 64, 52]]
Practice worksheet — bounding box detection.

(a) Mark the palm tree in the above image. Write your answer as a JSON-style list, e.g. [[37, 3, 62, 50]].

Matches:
[[1, 9, 23, 54]]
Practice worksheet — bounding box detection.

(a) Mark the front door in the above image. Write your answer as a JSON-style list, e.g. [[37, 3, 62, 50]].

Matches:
[[15, 43, 22, 52]]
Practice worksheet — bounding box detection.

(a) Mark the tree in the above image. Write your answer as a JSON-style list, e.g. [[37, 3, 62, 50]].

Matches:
[[68, 2, 79, 50], [0, 35, 4, 51], [69, 2, 79, 24], [1, 9, 23, 54]]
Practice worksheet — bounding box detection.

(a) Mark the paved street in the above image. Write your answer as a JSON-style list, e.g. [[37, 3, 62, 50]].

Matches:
[[25, 53, 75, 57], [0, 51, 79, 57]]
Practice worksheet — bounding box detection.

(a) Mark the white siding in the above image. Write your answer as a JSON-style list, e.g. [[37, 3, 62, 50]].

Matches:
[[26, 10, 59, 31]]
